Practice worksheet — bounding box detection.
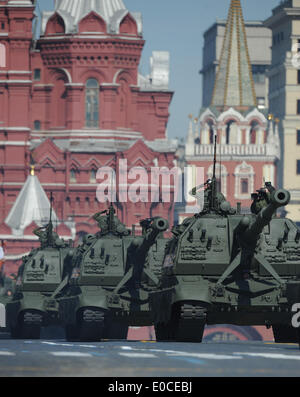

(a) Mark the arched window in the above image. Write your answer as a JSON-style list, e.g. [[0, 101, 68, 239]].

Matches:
[[241, 178, 249, 194], [226, 121, 234, 144], [209, 125, 214, 144], [226, 120, 240, 144], [90, 168, 97, 183], [86, 79, 99, 128], [52, 78, 67, 128], [70, 169, 76, 182], [34, 120, 41, 130], [202, 120, 215, 144], [34, 69, 41, 81], [0, 43, 5, 68], [250, 121, 258, 144], [234, 162, 255, 199]]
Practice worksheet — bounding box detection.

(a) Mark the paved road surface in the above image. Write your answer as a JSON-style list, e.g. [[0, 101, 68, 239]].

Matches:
[[0, 332, 300, 377]]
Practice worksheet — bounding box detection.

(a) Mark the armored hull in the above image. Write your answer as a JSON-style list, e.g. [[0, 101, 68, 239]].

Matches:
[[58, 206, 169, 342], [151, 181, 300, 344], [59, 232, 137, 342], [6, 224, 73, 339]]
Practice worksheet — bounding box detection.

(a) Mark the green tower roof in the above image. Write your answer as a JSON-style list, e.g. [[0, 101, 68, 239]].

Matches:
[[211, 0, 257, 109]]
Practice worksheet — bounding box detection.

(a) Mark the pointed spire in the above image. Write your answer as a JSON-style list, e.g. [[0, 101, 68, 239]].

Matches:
[[267, 114, 275, 144], [274, 118, 280, 144], [5, 171, 59, 236], [211, 0, 257, 110], [186, 114, 195, 156], [187, 114, 194, 142], [274, 117, 281, 158]]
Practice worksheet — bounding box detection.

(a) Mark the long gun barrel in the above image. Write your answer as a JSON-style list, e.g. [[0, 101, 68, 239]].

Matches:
[[241, 188, 290, 243], [137, 217, 169, 255], [131, 217, 169, 283]]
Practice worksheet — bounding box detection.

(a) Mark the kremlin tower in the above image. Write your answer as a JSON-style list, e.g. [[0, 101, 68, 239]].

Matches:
[[182, 0, 280, 220]]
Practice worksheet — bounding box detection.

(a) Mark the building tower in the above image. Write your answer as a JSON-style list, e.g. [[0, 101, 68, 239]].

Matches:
[[264, 0, 300, 224], [201, 19, 271, 111], [0, 0, 35, 223], [29, 0, 176, 233], [182, 0, 280, 220], [211, 0, 257, 110]]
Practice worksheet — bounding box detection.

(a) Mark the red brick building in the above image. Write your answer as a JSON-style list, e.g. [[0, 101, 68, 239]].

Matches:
[[0, 0, 177, 271]]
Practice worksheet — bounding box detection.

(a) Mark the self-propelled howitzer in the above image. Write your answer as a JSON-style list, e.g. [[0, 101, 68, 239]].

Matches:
[[130, 217, 169, 285], [5, 221, 74, 339], [237, 189, 291, 249], [58, 206, 169, 342], [150, 180, 300, 344]]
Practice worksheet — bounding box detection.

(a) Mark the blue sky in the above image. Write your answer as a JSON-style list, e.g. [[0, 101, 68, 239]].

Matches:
[[36, 0, 280, 140]]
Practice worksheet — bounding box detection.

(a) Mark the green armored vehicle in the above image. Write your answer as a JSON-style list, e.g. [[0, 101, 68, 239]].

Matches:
[[151, 141, 300, 344], [59, 204, 169, 342], [6, 222, 73, 339]]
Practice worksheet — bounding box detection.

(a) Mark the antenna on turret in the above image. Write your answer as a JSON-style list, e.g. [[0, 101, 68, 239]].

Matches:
[[49, 192, 53, 224], [212, 134, 217, 181], [210, 134, 218, 211], [46, 192, 55, 247], [108, 170, 116, 232]]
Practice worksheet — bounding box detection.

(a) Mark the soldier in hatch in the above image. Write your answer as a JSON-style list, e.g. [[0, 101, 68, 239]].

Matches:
[[93, 204, 130, 236], [251, 182, 276, 215], [190, 179, 226, 213], [33, 223, 66, 248]]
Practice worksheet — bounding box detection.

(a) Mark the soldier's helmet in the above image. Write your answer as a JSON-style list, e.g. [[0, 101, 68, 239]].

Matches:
[[93, 211, 130, 236]]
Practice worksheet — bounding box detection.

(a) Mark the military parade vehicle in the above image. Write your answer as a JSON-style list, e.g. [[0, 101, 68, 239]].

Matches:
[[5, 218, 74, 339], [58, 204, 169, 342], [150, 138, 300, 344], [6, 138, 300, 345]]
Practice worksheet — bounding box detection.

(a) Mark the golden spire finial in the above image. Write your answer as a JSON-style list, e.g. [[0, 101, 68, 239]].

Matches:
[[268, 114, 274, 121], [30, 164, 35, 176]]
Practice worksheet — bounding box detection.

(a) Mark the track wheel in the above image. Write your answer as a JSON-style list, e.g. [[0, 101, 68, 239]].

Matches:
[[104, 319, 128, 340], [172, 303, 206, 343], [155, 322, 172, 342], [11, 311, 42, 339], [78, 309, 105, 342]]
